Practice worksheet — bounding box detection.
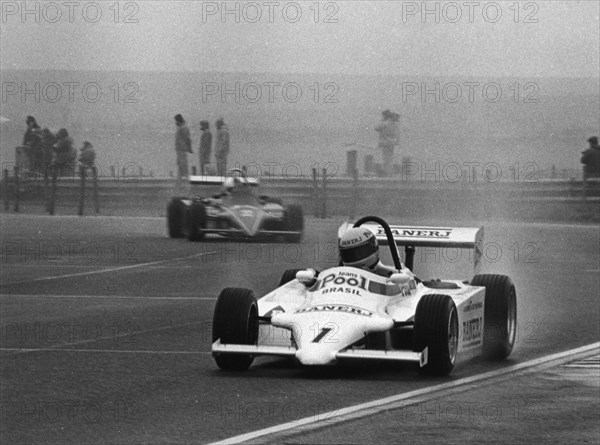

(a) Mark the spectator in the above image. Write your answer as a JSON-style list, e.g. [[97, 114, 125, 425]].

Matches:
[[22, 115, 42, 171], [199, 120, 212, 175], [40, 128, 56, 170], [215, 118, 230, 176], [581, 136, 600, 198], [23, 115, 41, 147], [374, 110, 400, 177], [53, 128, 76, 175], [174, 114, 193, 187], [78, 141, 96, 168]]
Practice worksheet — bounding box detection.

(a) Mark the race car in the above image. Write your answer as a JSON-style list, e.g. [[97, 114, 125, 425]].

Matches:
[[167, 169, 304, 242], [211, 216, 517, 376]]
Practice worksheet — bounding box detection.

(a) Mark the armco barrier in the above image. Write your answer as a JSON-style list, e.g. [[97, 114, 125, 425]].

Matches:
[[0, 173, 598, 223]]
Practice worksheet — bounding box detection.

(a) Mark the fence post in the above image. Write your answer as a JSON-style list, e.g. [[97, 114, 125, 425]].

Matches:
[[321, 167, 327, 219], [78, 165, 86, 216], [3, 169, 9, 211], [351, 167, 359, 219], [13, 165, 20, 212], [312, 167, 319, 217], [92, 166, 99, 213], [48, 165, 57, 215]]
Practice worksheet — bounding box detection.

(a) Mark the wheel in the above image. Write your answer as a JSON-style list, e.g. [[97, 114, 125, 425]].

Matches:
[[278, 269, 302, 286], [471, 274, 517, 360], [413, 294, 459, 376], [284, 205, 304, 243], [167, 197, 185, 238], [188, 201, 206, 242], [212, 288, 259, 371]]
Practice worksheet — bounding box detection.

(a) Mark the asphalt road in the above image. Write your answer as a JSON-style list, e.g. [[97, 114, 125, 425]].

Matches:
[[1, 214, 598, 444]]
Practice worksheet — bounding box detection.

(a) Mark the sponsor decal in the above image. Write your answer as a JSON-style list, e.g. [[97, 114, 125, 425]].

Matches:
[[317, 272, 368, 292], [377, 227, 452, 238], [462, 316, 482, 343], [296, 304, 373, 317], [339, 230, 372, 247], [463, 300, 483, 313]]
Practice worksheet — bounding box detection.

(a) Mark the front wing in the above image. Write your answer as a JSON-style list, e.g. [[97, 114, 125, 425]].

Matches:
[[211, 339, 428, 367]]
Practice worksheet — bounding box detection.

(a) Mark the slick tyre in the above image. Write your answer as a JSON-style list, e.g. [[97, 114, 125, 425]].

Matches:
[[212, 288, 259, 371], [284, 205, 304, 243], [167, 197, 185, 238], [278, 269, 303, 286], [471, 274, 517, 360], [413, 294, 459, 376], [187, 201, 206, 242]]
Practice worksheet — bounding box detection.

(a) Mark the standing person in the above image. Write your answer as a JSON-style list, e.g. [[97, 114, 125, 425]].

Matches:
[[215, 118, 230, 176], [374, 110, 400, 177], [174, 114, 193, 187], [53, 128, 76, 175], [199, 120, 213, 175], [78, 141, 96, 169], [581, 136, 600, 199], [22, 115, 42, 171]]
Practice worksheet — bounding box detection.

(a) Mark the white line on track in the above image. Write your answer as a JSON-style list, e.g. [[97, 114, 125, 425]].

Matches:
[[208, 342, 600, 445], [0, 347, 211, 354], [1, 319, 210, 355], [1, 250, 217, 285], [0, 294, 216, 300]]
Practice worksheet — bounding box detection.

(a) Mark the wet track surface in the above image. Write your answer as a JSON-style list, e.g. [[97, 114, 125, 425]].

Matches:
[[1, 214, 599, 444]]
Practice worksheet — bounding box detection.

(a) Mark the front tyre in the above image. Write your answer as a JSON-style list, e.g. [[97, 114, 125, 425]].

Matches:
[[167, 197, 185, 238], [471, 274, 517, 360], [284, 205, 304, 243], [212, 288, 259, 371], [413, 294, 459, 376], [188, 201, 206, 242]]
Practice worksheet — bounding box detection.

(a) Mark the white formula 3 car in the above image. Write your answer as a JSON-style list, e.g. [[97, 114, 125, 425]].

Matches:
[[211, 216, 517, 376]]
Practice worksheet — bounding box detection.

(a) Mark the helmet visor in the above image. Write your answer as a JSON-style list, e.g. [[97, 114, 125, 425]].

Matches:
[[340, 236, 378, 264]]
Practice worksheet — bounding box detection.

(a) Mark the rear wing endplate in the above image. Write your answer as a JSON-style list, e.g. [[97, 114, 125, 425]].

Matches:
[[338, 222, 484, 274], [188, 175, 259, 186]]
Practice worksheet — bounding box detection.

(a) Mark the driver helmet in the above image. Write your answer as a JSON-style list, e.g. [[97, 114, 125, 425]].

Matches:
[[339, 227, 379, 269], [222, 177, 236, 193]]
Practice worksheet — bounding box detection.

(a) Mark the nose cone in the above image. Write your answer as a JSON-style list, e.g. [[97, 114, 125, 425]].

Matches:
[[295, 344, 338, 365]]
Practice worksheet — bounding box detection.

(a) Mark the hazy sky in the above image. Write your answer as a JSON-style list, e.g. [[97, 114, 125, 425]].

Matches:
[[1, 0, 598, 77]]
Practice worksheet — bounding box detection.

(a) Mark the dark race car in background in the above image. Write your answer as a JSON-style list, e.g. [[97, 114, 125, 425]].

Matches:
[[167, 170, 304, 242]]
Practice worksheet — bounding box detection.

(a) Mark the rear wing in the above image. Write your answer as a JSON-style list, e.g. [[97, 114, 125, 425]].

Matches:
[[338, 222, 484, 274], [188, 175, 259, 186]]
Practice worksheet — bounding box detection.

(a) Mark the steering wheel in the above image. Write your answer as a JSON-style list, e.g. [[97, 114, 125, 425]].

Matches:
[[352, 216, 402, 271]]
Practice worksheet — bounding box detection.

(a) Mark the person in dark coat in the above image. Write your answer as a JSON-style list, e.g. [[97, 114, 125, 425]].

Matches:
[[215, 118, 230, 176], [199, 120, 213, 174], [581, 136, 600, 198], [22, 116, 42, 171], [174, 114, 193, 187], [53, 128, 76, 175]]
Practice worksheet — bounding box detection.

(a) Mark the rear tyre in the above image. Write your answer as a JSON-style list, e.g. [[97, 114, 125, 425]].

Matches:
[[471, 274, 517, 360], [188, 201, 206, 242], [413, 294, 458, 376], [284, 205, 304, 243], [212, 288, 259, 371], [167, 197, 185, 238], [278, 269, 302, 286]]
